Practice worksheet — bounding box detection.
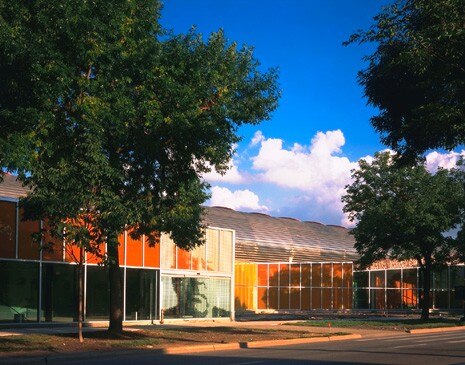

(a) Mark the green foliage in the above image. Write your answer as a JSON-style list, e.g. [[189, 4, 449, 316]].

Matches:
[[0, 0, 279, 248], [345, 0, 465, 159], [342, 152, 464, 269]]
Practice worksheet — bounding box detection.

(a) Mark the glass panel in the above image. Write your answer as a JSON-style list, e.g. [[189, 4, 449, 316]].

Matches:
[[433, 269, 448, 289], [177, 248, 191, 270], [42, 263, 77, 322], [370, 289, 385, 309], [333, 287, 343, 309], [301, 288, 311, 310], [161, 234, 176, 269], [279, 263, 289, 287], [269, 287, 278, 309], [450, 266, 465, 288], [206, 229, 219, 271], [343, 288, 353, 309], [386, 289, 401, 309], [433, 290, 448, 309], [402, 289, 418, 308], [269, 264, 279, 286], [162, 276, 230, 318], [257, 264, 268, 287], [301, 264, 311, 287], [333, 263, 342, 287], [0, 201, 16, 259], [290, 264, 300, 287], [322, 288, 332, 308], [311, 288, 321, 309], [86, 266, 111, 320], [191, 242, 206, 271], [353, 288, 369, 309], [386, 270, 401, 288], [0, 261, 39, 322], [219, 230, 233, 273], [402, 269, 417, 289], [370, 271, 385, 288], [322, 264, 332, 287], [125, 269, 158, 320], [290, 288, 300, 309], [312, 264, 322, 287], [353, 271, 368, 288], [257, 287, 267, 309], [343, 264, 353, 288], [18, 209, 40, 260], [279, 288, 289, 309]]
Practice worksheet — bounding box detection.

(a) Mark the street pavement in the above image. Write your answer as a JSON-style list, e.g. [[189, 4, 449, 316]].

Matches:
[[2, 330, 465, 365]]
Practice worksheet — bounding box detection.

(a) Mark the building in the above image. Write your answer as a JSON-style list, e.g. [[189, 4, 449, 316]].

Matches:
[[1, 174, 464, 324]]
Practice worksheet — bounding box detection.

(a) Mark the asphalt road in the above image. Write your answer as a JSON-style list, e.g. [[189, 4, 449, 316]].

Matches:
[[2, 331, 465, 365]]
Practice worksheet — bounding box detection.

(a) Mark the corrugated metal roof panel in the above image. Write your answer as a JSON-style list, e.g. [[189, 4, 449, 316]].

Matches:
[[203, 206, 358, 262], [0, 174, 30, 199]]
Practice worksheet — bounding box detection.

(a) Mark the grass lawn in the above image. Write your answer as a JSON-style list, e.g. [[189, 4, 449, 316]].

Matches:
[[289, 318, 465, 331], [0, 326, 345, 355]]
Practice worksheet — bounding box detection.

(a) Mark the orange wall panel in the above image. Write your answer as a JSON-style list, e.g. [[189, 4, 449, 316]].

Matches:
[[333, 263, 342, 287], [126, 230, 143, 267], [312, 288, 321, 309], [118, 233, 125, 264], [86, 243, 105, 264], [269, 264, 279, 286], [279, 288, 289, 309], [144, 235, 160, 268], [18, 210, 40, 260], [269, 287, 278, 309], [290, 264, 300, 286], [301, 288, 311, 310], [42, 221, 63, 262], [312, 264, 322, 287], [177, 248, 191, 270], [257, 264, 268, 286], [257, 287, 267, 309], [322, 288, 332, 309], [65, 244, 82, 263], [301, 264, 311, 287], [0, 201, 16, 258], [290, 288, 300, 309], [279, 263, 289, 287]]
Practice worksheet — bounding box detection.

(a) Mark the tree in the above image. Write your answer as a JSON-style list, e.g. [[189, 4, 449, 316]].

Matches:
[[342, 152, 464, 319], [345, 0, 465, 160], [0, 0, 279, 335]]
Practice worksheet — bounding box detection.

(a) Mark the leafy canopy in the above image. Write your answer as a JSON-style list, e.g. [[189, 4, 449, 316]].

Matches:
[[342, 152, 464, 269], [345, 0, 465, 159], [0, 0, 280, 248]]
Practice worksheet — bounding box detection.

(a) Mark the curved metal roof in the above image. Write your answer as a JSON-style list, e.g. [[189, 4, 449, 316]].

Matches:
[[203, 206, 358, 263]]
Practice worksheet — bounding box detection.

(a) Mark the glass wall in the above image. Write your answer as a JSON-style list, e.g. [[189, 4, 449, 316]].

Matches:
[[161, 276, 231, 318], [0, 261, 39, 322], [125, 268, 158, 321], [160, 229, 234, 274], [353, 265, 465, 310], [42, 263, 77, 322], [86, 266, 111, 320], [251, 262, 353, 311]]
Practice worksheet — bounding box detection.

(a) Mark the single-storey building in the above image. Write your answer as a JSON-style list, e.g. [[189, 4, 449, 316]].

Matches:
[[0, 174, 463, 324]]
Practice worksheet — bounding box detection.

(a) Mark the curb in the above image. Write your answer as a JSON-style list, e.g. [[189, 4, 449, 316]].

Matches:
[[408, 326, 465, 334], [164, 334, 362, 354]]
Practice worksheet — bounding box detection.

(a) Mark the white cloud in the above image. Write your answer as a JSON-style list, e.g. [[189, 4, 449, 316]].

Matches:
[[250, 130, 265, 146], [202, 159, 245, 184], [206, 186, 268, 212], [425, 150, 465, 173], [250, 130, 357, 227]]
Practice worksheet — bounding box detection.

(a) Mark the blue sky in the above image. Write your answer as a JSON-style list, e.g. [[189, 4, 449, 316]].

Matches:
[[160, 1, 463, 225]]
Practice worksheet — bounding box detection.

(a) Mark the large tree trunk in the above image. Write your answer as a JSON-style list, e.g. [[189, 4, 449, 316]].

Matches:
[[77, 246, 84, 343], [107, 235, 123, 335], [421, 258, 432, 320]]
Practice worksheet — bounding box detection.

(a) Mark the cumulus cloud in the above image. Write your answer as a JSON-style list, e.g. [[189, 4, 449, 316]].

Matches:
[[202, 159, 245, 184], [250, 130, 265, 146], [425, 150, 465, 173], [251, 130, 356, 226], [206, 186, 268, 212]]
